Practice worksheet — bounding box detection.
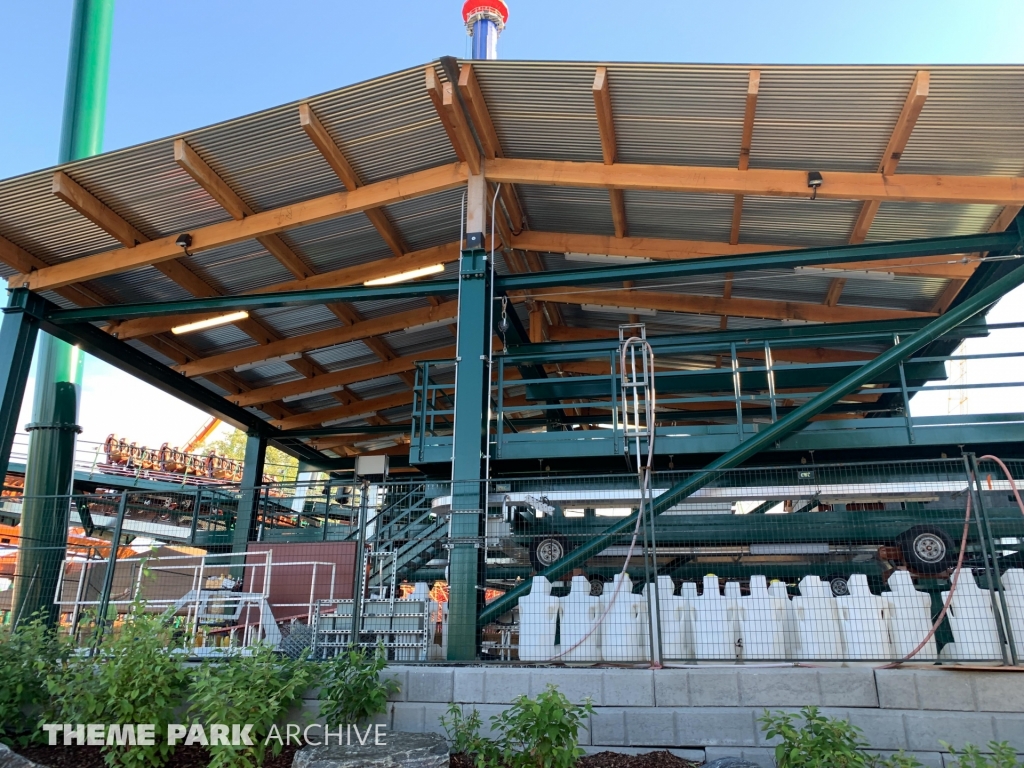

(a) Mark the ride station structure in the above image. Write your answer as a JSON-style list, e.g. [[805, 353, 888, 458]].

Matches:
[[2, 0, 1024, 675]]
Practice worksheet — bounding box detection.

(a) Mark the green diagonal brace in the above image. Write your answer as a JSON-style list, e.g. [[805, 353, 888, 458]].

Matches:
[[479, 261, 1024, 625]]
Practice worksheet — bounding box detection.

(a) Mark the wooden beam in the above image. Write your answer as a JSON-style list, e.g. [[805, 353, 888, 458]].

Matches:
[[174, 139, 313, 279], [298, 104, 408, 258], [12, 162, 468, 292], [484, 157, 1024, 205], [593, 67, 627, 238], [52, 171, 147, 247], [457, 64, 526, 233], [730, 70, 760, 245], [527, 287, 932, 324], [425, 66, 466, 163], [824, 278, 846, 307], [274, 390, 426, 431], [106, 240, 464, 340], [175, 300, 458, 378], [229, 345, 456, 407], [847, 71, 930, 255], [441, 82, 481, 175], [510, 230, 978, 279], [929, 279, 967, 314]]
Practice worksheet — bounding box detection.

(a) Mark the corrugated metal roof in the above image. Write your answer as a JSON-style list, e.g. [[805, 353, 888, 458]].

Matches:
[[2, 59, 1022, 439]]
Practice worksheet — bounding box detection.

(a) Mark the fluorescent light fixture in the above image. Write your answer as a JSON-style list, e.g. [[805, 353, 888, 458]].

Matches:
[[565, 252, 651, 265], [364, 263, 445, 286], [403, 317, 455, 334], [282, 384, 346, 403], [581, 303, 657, 317], [233, 352, 302, 372], [171, 311, 249, 335], [794, 267, 895, 282]]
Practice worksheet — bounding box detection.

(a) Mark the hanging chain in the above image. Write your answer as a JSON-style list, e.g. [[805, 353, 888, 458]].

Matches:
[[499, 296, 509, 352]]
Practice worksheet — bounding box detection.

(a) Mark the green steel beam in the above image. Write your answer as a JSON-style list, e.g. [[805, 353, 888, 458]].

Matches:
[[58, 0, 114, 163], [511, 316, 990, 360], [478, 261, 1024, 625], [277, 424, 414, 438], [496, 231, 1021, 292], [0, 294, 43, 477], [48, 280, 460, 324]]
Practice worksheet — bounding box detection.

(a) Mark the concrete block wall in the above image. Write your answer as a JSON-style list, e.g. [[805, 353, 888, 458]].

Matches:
[[348, 666, 1024, 767]]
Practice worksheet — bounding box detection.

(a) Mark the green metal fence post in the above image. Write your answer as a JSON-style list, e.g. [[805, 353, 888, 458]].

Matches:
[[94, 491, 127, 647], [967, 453, 1018, 665], [480, 262, 1024, 625]]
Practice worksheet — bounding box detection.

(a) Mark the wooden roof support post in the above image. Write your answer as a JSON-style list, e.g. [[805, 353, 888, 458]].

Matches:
[[593, 67, 627, 239], [730, 70, 761, 246]]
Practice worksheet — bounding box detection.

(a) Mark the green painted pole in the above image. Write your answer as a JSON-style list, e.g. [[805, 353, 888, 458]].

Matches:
[[479, 262, 1024, 625], [12, 0, 113, 627]]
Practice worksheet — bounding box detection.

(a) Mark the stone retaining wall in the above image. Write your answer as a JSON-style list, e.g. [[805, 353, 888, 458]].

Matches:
[[319, 666, 1024, 767]]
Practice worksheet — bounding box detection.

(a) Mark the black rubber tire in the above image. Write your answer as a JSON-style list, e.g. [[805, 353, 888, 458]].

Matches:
[[897, 525, 956, 574], [827, 574, 851, 597], [529, 536, 569, 571]]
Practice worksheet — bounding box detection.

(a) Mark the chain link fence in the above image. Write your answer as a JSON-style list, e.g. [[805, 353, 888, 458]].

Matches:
[[2, 457, 1022, 665]]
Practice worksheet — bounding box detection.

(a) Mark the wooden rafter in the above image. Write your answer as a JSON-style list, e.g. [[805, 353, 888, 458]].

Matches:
[[51, 167, 378, 417], [229, 345, 456, 408], [424, 66, 466, 163], [729, 70, 760, 245], [441, 83, 481, 175], [174, 141, 313, 279], [592, 67, 627, 238], [525, 287, 931, 324], [457, 64, 525, 232], [12, 162, 468, 292], [175, 301, 458, 378], [274, 389, 432, 431], [831, 71, 931, 305], [298, 104, 407, 258], [107, 240, 463, 340]]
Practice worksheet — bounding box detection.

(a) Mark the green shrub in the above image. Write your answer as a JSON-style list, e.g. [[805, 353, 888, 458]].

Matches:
[[45, 605, 189, 768], [317, 644, 399, 726], [188, 644, 313, 768], [0, 617, 68, 748], [440, 703, 502, 768], [760, 707, 926, 768], [441, 685, 591, 768], [493, 685, 592, 768], [943, 741, 1022, 768]]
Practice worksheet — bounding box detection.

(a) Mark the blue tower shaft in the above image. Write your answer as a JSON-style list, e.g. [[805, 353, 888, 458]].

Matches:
[[472, 18, 499, 60]]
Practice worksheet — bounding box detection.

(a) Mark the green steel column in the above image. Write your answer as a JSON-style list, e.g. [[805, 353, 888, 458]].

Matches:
[[13, 0, 114, 627], [447, 246, 491, 660], [231, 432, 267, 576]]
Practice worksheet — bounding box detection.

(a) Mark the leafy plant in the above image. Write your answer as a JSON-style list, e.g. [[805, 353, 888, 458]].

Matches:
[[188, 643, 313, 768], [0, 616, 68, 748], [45, 603, 189, 768], [440, 703, 502, 768], [492, 684, 593, 768], [317, 643, 399, 726], [760, 707, 925, 768], [943, 741, 1022, 768]]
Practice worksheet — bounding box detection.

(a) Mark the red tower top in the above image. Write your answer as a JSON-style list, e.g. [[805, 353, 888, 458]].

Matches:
[[462, 0, 509, 33]]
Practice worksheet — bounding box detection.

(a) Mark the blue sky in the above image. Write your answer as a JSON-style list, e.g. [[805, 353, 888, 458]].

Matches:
[[2, 0, 1024, 448]]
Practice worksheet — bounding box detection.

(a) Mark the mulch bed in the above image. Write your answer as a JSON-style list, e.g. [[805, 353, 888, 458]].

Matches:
[[452, 752, 700, 768], [18, 744, 299, 767]]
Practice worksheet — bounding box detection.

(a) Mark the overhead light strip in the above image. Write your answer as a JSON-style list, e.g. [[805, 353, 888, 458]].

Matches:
[[364, 264, 445, 286], [171, 311, 250, 335]]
